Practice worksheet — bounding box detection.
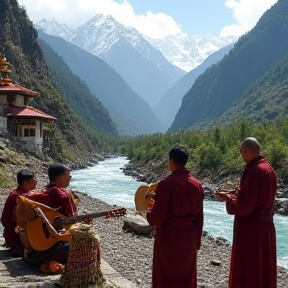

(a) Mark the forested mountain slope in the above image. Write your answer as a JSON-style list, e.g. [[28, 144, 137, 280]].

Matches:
[[39, 40, 117, 134], [169, 0, 288, 132], [0, 0, 115, 162], [38, 30, 167, 135], [211, 52, 288, 126], [154, 43, 234, 126]]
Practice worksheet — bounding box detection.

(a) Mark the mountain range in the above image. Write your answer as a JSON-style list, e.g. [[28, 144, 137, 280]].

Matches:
[[147, 34, 233, 72], [154, 43, 235, 126], [36, 16, 235, 106], [36, 16, 185, 107], [1, 0, 288, 167], [37, 30, 167, 135], [37, 17, 234, 73], [38, 39, 117, 134], [169, 0, 288, 132]]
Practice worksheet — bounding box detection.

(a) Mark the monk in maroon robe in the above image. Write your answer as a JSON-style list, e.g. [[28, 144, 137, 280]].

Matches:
[[147, 146, 204, 288], [1, 169, 36, 253], [25, 163, 78, 216], [24, 163, 78, 267], [215, 137, 277, 288]]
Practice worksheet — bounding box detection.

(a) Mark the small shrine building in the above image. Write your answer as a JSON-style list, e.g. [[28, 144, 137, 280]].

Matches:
[[0, 55, 56, 157]]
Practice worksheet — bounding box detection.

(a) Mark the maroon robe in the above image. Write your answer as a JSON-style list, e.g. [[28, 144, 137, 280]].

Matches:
[[46, 184, 78, 216], [25, 184, 77, 217], [147, 169, 204, 288], [226, 156, 277, 288], [1, 187, 27, 248], [22, 184, 78, 265]]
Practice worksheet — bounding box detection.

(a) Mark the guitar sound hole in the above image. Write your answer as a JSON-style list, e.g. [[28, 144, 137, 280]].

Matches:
[[53, 216, 64, 231], [42, 223, 50, 238]]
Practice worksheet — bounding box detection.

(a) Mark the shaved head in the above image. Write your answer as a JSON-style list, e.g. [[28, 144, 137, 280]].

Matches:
[[241, 137, 261, 153]]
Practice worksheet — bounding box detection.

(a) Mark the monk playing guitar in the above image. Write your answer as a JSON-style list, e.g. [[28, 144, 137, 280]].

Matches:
[[16, 163, 126, 273], [18, 163, 77, 269]]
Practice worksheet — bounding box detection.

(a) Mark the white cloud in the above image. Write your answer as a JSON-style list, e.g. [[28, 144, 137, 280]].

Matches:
[[221, 0, 278, 38], [17, 0, 182, 39]]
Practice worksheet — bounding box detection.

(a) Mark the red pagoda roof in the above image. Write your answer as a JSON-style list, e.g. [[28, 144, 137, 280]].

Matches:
[[0, 83, 39, 97], [3, 105, 57, 121]]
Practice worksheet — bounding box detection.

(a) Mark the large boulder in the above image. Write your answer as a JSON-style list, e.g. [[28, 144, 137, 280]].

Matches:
[[122, 214, 155, 235]]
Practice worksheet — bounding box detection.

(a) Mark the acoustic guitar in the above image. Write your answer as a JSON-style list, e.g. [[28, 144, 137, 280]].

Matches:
[[21, 197, 126, 251], [134, 182, 158, 212]]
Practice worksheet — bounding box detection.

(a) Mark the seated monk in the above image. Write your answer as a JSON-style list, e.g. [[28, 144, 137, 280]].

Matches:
[[21, 163, 79, 271], [0, 169, 37, 256]]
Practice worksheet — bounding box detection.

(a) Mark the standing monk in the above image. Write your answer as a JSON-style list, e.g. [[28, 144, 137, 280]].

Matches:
[[215, 137, 277, 288], [146, 146, 204, 288], [1, 169, 37, 255]]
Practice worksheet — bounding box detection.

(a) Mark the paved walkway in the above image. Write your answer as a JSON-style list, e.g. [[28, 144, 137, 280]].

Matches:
[[0, 236, 137, 288]]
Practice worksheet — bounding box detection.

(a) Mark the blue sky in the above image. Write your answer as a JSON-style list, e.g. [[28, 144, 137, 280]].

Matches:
[[128, 0, 234, 35], [18, 0, 278, 39]]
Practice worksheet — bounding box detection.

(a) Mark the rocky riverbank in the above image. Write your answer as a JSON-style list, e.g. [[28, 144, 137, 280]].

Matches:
[[122, 162, 288, 216], [0, 151, 287, 287], [0, 137, 108, 189], [0, 188, 287, 288]]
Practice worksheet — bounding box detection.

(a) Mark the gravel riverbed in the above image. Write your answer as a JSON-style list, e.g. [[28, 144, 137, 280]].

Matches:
[[0, 187, 287, 288], [79, 192, 288, 288]]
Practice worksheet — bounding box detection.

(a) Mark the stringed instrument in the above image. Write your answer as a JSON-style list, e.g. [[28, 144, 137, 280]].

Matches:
[[16, 196, 126, 251], [134, 182, 158, 212]]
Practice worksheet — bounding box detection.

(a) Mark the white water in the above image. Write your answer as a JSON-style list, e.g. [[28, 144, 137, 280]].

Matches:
[[70, 157, 288, 268]]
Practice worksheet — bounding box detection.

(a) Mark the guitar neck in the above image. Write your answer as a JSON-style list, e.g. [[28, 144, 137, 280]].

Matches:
[[64, 211, 109, 225]]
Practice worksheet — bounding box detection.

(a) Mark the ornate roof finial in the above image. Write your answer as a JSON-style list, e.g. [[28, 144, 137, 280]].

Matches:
[[0, 55, 12, 85]]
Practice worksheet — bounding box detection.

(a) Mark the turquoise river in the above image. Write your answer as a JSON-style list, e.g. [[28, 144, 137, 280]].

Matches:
[[70, 157, 287, 268]]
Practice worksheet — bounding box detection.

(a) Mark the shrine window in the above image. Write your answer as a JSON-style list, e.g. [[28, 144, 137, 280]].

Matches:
[[30, 128, 35, 136], [24, 128, 35, 137], [24, 128, 29, 137]]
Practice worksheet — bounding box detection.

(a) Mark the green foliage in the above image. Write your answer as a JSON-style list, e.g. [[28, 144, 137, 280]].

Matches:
[[194, 144, 222, 169], [264, 140, 288, 168], [277, 166, 288, 183], [118, 117, 288, 178], [0, 174, 14, 188]]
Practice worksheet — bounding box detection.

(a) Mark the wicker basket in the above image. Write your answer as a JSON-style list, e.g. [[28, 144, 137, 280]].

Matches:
[[60, 223, 104, 288]]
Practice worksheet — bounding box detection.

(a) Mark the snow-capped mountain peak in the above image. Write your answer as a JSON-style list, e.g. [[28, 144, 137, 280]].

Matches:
[[70, 14, 128, 55], [146, 34, 235, 72], [36, 16, 186, 107], [36, 16, 235, 72], [36, 18, 73, 41]]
